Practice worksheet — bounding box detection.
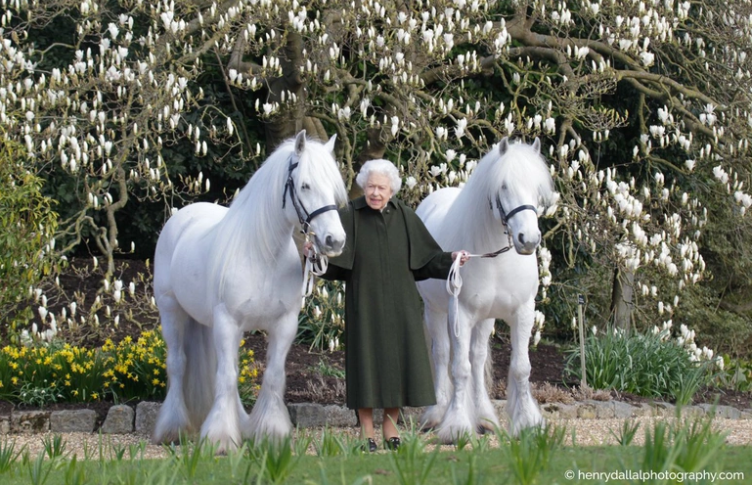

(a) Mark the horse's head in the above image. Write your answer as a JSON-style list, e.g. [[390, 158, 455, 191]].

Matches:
[[285, 130, 347, 256], [491, 137, 554, 255]]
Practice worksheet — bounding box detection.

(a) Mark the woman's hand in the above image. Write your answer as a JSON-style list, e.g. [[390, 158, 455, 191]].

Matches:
[[303, 241, 313, 258], [452, 250, 470, 266]]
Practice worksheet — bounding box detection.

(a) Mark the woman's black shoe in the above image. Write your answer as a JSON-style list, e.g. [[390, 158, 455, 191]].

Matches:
[[363, 438, 377, 453], [385, 437, 401, 451]]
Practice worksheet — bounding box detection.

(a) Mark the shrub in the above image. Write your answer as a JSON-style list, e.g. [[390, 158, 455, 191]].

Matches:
[[564, 327, 713, 403], [297, 280, 345, 352], [0, 139, 58, 341], [0, 330, 258, 405]]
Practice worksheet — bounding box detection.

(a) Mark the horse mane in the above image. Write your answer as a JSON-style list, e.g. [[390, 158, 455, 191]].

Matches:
[[208, 136, 347, 299], [441, 139, 554, 251]]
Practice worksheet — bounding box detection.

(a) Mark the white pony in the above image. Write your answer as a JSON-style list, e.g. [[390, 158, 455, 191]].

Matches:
[[152, 131, 347, 452], [416, 137, 555, 443]]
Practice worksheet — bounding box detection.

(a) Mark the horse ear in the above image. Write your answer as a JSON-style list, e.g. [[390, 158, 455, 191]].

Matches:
[[295, 130, 307, 155], [532, 137, 541, 153], [498, 137, 510, 155], [324, 133, 337, 154]]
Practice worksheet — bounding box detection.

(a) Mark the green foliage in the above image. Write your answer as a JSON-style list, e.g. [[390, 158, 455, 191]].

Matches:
[[16, 381, 65, 408], [0, 329, 258, 404], [41, 435, 67, 461], [610, 420, 641, 447], [313, 427, 349, 457], [716, 356, 752, 392], [63, 456, 85, 485], [26, 450, 53, 485], [388, 431, 440, 485], [0, 140, 58, 341], [297, 280, 345, 352], [0, 439, 23, 474], [630, 417, 728, 483], [565, 329, 713, 403], [501, 424, 566, 485], [246, 436, 300, 485], [0, 425, 748, 485], [310, 358, 345, 379]]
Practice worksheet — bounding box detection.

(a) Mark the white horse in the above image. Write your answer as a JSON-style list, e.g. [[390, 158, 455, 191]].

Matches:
[[416, 137, 555, 443], [152, 131, 347, 452]]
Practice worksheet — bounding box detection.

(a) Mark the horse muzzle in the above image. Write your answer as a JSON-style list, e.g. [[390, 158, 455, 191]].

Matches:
[[513, 230, 541, 255], [316, 234, 345, 257]]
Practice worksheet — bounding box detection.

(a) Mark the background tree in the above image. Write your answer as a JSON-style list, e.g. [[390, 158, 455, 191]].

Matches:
[[2, 0, 751, 354]]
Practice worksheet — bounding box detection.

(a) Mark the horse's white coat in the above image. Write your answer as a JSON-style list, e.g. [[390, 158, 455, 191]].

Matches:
[[416, 138, 555, 443], [152, 131, 347, 452]]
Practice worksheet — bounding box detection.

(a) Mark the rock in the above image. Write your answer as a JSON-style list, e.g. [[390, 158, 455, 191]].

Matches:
[[698, 403, 741, 420], [50, 409, 97, 433], [0, 414, 10, 434], [629, 403, 653, 418], [587, 400, 615, 419], [11, 410, 50, 433], [541, 402, 578, 420], [288, 403, 357, 427], [100, 405, 134, 434], [576, 402, 597, 419], [674, 405, 705, 419], [612, 401, 637, 419], [135, 402, 162, 435], [651, 402, 676, 417]]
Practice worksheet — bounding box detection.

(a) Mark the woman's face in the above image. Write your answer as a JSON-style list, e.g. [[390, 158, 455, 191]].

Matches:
[[364, 172, 393, 211]]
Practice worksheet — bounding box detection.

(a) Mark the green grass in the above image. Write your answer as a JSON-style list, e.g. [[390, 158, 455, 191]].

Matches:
[[0, 419, 750, 485], [0, 446, 748, 485]]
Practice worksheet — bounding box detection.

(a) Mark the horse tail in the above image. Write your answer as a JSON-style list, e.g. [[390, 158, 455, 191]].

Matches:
[[182, 318, 216, 429]]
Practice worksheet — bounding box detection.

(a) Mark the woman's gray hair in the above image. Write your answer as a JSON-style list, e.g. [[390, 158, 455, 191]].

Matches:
[[356, 159, 402, 195]]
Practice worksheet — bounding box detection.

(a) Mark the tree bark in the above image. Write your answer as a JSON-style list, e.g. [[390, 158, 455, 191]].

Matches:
[[611, 267, 634, 333]]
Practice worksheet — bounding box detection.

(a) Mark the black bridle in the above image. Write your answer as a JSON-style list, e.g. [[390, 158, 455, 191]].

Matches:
[[282, 156, 338, 234], [479, 194, 538, 258], [492, 193, 537, 226]]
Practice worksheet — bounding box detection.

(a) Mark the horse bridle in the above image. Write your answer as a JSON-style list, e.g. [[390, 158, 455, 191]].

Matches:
[[282, 155, 338, 235], [481, 194, 538, 258], [492, 193, 537, 226], [282, 154, 337, 296]]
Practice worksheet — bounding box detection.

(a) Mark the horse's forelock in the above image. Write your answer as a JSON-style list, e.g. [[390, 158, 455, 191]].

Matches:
[[296, 138, 348, 207], [491, 141, 553, 202]]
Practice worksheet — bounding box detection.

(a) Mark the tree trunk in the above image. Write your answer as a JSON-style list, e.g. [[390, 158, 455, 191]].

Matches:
[[611, 267, 634, 333]]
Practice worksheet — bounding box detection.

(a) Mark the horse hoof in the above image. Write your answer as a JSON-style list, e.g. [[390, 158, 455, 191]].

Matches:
[[420, 423, 437, 433]]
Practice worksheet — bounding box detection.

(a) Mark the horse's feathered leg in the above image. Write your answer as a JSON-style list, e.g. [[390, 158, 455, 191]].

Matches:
[[470, 318, 500, 433], [421, 305, 451, 431], [506, 300, 544, 436], [244, 311, 296, 442], [152, 298, 194, 444], [436, 304, 475, 444], [200, 304, 243, 453]]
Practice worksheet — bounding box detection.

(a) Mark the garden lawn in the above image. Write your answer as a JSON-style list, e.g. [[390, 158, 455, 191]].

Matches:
[[1, 444, 751, 484]]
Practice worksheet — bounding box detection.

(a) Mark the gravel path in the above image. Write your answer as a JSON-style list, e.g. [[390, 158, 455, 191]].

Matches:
[[4, 416, 752, 460]]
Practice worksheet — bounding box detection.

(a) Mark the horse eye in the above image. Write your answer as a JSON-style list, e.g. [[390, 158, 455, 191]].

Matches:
[[501, 183, 508, 190], [301, 183, 311, 190]]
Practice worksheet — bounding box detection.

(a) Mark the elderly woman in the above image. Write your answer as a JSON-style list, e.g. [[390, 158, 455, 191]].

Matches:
[[313, 159, 468, 452]]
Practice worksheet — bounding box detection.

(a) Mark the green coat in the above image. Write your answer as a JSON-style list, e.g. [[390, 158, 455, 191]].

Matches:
[[323, 196, 454, 409]]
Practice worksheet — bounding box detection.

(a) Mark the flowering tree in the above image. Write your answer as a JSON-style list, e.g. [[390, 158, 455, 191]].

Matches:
[[2, 0, 751, 348]]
